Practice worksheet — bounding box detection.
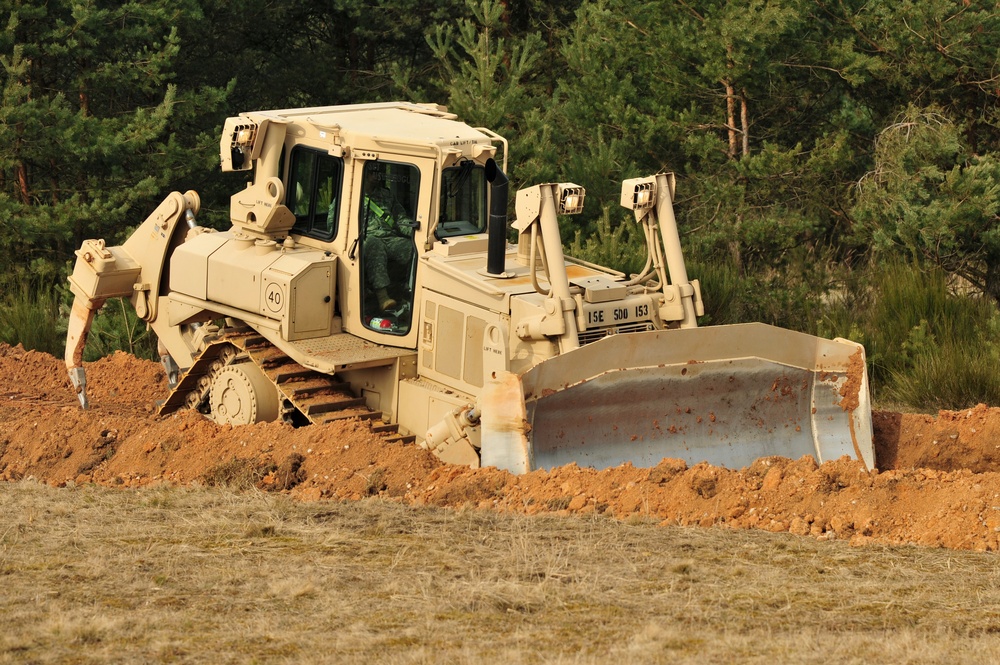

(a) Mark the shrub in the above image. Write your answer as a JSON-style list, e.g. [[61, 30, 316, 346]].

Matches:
[[82, 298, 159, 362], [0, 281, 65, 356], [818, 260, 1000, 410], [567, 208, 648, 278], [0, 276, 158, 363]]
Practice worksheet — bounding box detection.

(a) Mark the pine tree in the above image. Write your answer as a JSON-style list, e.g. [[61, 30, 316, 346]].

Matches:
[[0, 1, 228, 281], [853, 106, 1000, 305], [427, 0, 545, 137]]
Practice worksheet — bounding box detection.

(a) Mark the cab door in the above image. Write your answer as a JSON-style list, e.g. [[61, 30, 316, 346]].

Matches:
[[343, 154, 435, 349]]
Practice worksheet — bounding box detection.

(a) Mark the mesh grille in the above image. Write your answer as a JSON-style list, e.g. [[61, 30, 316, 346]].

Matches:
[[578, 321, 655, 346]]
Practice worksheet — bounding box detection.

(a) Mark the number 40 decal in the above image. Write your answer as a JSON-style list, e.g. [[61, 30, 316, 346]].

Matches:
[[265, 283, 284, 313]]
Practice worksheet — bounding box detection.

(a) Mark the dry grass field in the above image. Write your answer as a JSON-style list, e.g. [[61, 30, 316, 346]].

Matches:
[[3, 480, 1000, 664]]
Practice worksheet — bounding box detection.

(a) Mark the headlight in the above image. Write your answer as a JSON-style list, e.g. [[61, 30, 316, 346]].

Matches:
[[557, 183, 586, 215], [233, 124, 257, 148], [620, 176, 657, 211]]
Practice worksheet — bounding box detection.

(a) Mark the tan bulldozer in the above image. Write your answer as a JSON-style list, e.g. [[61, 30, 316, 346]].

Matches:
[[64, 102, 874, 473]]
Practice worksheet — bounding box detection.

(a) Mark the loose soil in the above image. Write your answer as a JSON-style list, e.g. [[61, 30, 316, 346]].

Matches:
[[4, 343, 1000, 551]]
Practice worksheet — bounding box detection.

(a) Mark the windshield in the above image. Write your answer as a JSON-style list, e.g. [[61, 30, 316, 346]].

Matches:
[[436, 162, 487, 237]]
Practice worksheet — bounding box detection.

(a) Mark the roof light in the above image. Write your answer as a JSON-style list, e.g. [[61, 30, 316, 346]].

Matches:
[[233, 124, 257, 148], [620, 177, 657, 211], [557, 183, 586, 215]]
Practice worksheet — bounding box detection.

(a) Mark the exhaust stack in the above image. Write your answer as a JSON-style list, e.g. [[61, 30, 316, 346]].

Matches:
[[485, 158, 508, 276]]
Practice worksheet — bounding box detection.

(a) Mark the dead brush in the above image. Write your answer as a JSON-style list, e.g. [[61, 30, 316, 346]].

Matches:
[[6, 481, 1000, 663], [200, 457, 274, 489], [363, 467, 388, 496]]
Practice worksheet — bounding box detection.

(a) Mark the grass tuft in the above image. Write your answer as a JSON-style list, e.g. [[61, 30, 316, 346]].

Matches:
[[363, 468, 388, 496]]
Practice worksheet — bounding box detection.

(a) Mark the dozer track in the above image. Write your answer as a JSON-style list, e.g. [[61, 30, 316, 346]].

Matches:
[[159, 332, 415, 444]]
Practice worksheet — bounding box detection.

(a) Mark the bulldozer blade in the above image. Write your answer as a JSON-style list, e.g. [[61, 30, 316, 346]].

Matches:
[[480, 323, 873, 473]]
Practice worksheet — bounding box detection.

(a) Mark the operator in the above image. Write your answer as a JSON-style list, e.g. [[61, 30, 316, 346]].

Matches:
[[362, 175, 415, 312]]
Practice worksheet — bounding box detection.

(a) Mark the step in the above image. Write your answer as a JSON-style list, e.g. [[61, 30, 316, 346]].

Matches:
[[272, 368, 316, 384], [284, 378, 342, 398], [303, 396, 367, 416], [383, 434, 417, 445], [319, 409, 381, 424]]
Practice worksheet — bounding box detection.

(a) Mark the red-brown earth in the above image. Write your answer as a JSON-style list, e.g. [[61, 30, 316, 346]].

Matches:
[[3, 343, 1000, 551]]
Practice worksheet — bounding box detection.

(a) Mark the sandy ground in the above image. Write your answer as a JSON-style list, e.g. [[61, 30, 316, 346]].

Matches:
[[4, 343, 1000, 551]]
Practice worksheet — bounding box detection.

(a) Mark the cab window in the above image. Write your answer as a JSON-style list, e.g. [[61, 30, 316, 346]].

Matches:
[[288, 147, 343, 240], [436, 161, 487, 238]]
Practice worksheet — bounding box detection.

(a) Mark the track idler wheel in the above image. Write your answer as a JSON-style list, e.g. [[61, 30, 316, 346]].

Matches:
[[209, 361, 279, 425]]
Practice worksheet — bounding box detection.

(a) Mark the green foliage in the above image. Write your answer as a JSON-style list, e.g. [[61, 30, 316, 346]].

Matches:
[[852, 106, 1000, 304], [890, 329, 1000, 410], [184, 0, 472, 112], [82, 299, 158, 363], [0, 281, 65, 356], [567, 208, 647, 277], [0, 0, 230, 277], [0, 281, 156, 362], [427, 0, 544, 136], [516, 0, 871, 268], [688, 256, 822, 331], [821, 0, 1000, 145], [678, 142, 846, 278], [818, 261, 1000, 410]]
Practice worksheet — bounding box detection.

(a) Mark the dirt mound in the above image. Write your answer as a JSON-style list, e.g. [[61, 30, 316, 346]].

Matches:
[[5, 343, 1000, 551]]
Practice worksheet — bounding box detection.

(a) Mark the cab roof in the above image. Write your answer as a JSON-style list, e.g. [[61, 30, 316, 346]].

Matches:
[[248, 102, 493, 153]]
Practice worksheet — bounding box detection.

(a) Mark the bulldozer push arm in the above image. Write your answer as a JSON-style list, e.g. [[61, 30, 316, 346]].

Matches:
[[64, 103, 874, 474]]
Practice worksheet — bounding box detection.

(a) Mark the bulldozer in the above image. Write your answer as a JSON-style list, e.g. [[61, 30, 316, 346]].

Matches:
[[63, 102, 875, 474]]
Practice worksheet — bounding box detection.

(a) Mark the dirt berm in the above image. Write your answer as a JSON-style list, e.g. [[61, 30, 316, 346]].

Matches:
[[3, 343, 1000, 551]]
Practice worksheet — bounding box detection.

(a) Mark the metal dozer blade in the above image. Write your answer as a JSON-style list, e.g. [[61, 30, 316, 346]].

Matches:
[[482, 323, 873, 473]]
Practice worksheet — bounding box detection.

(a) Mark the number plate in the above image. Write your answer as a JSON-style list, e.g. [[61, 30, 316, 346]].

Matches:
[[581, 296, 654, 329]]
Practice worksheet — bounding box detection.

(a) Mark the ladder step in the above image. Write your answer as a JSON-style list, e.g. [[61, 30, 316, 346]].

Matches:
[[249, 347, 291, 365], [304, 396, 367, 415], [258, 355, 294, 369], [320, 410, 380, 424], [273, 368, 316, 383], [287, 378, 342, 398]]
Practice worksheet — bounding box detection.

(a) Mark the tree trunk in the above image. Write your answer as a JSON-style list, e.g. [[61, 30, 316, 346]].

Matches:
[[740, 88, 749, 157], [986, 257, 1000, 308], [15, 161, 30, 205], [730, 212, 744, 275], [724, 79, 737, 160]]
